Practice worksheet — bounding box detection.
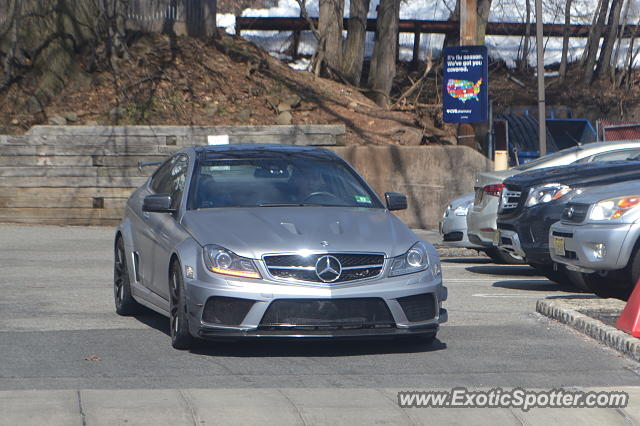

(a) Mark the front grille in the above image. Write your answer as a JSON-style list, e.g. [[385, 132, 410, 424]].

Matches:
[[443, 231, 463, 242], [263, 253, 384, 283], [259, 298, 395, 329], [397, 294, 437, 322], [499, 188, 522, 213], [202, 296, 255, 325], [562, 203, 589, 224]]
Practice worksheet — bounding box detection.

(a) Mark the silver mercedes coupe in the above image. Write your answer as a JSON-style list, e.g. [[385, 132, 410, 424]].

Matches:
[[114, 145, 447, 349]]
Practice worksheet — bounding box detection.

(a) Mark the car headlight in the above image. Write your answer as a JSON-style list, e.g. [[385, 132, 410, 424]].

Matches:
[[454, 200, 473, 216], [389, 242, 430, 277], [203, 245, 261, 279], [525, 183, 572, 208], [588, 196, 640, 221]]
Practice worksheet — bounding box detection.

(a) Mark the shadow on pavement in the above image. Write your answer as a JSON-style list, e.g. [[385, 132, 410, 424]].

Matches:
[[492, 279, 579, 293], [132, 308, 448, 357], [465, 265, 538, 276], [189, 337, 447, 357], [442, 257, 491, 264]]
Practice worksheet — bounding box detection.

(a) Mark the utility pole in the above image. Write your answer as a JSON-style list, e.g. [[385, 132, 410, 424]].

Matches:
[[535, 0, 546, 156], [460, 0, 477, 46]]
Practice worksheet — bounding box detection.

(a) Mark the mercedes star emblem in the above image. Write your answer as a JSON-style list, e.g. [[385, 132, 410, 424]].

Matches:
[[315, 255, 342, 282]]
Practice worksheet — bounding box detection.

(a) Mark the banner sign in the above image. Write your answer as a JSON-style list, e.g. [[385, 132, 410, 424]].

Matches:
[[442, 45, 489, 123]]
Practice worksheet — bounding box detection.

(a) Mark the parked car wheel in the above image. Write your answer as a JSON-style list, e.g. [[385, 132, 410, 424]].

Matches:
[[484, 247, 524, 265], [114, 237, 139, 316], [169, 260, 194, 350], [583, 270, 633, 300]]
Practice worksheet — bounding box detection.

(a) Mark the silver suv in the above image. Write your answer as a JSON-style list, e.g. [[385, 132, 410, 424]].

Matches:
[[115, 145, 447, 349], [550, 180, 640, 299]]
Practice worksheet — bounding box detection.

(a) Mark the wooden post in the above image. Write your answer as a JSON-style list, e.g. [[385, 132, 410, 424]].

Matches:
[[535, 0, 547, 156], [460, 0, 477, 46], [411, 27, 421, 68]]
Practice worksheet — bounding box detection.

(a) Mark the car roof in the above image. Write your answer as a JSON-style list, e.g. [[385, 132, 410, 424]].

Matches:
[[193, 144, 339, 161]]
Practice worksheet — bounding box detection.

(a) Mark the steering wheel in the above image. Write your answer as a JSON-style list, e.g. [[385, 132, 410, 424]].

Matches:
[[302, 191, 340, 202]]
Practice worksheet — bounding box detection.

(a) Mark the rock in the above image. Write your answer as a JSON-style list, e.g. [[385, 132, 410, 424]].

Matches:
[[64, 112, 78, 122], [48, 115, 67, 126], [10, 119, 19, 126], [204, 103, 219, 115], [348, 101, 358, 110], [237, 109, 251, 122], [109, 107, 126, 118], [277, 102, 292, 113], [284, 94, 301, 108], [276, 111, 292, 125]]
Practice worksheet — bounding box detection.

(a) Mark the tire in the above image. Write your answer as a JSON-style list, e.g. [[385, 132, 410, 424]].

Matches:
[[169, 260, 194, 350], [530, 263, 569, 284], [563, 269, 590, 292], [583, 270, 634, 300], [114, 237, 140, 316], [484, 247, 524, 265]]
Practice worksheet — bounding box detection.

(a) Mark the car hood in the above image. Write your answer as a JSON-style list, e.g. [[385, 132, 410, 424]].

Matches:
[[569, 180, 640, 205], [504, 161, 640, 189], [181, 207, 418, 259], [475, 169, 518, 188]]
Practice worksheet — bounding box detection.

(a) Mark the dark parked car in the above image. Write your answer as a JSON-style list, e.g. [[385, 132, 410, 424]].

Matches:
[[495, 160, 640, 285]]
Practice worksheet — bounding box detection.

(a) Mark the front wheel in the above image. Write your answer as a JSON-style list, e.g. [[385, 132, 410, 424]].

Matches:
[[114, 237, 139, 316], [583, 270, 633, 300], [169, 261, 194, 350]]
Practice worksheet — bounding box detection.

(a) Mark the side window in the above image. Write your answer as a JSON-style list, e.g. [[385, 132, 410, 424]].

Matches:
[[591, 149, 640, 162], [150, 155, 189, 210]]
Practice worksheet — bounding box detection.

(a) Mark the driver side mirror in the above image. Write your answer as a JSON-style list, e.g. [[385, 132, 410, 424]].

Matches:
[[143, 194, 175, 213], [385, 192, 407, 211]]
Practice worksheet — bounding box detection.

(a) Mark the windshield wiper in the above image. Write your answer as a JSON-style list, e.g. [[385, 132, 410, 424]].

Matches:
[[257, 202, 326, 207]]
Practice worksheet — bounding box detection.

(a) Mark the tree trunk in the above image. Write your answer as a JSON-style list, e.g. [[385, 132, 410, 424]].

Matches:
[[341, 0, 370, 86], [559, 0, 573, 81], [519, 0, 531, 70], [318, 0, 344, 74], [596, 0, 623, 78], [582, 0, 609, 83], [368, 0, 400, 107], [611, 0, 630, 82], [475, 0, 493, 45]]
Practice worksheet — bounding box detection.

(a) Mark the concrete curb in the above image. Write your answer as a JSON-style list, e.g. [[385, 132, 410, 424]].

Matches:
[[536, 298, 640, 362]]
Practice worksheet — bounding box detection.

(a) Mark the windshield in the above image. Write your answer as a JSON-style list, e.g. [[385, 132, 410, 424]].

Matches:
[[512, 145, 582, 171], [187, 157, 383, 209]]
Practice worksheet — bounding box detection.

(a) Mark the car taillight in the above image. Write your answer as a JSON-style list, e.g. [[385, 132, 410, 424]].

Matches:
[[483, 184, 505, 197]]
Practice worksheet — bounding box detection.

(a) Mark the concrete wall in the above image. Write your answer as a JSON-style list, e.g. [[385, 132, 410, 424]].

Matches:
[[332, 146, 493, 228], [0, 126, 492, 228]]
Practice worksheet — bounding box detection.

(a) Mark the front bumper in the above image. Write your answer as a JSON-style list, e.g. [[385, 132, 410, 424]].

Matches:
[[549, 221, 634, 272], [440, 213, 481, 249], [185, 268, 447, 340]]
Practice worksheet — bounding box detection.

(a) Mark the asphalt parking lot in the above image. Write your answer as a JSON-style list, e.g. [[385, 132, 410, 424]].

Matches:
[[1, 224, 640, 424]]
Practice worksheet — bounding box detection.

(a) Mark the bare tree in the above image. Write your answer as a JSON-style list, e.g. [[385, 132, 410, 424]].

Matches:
[[581, 0, 609, 83], [368, 0, 400, 106], [318, 0, 345, 75], [611, 0, 630, 82], [519, 0, 531, 70], [341, 0, 370, 85], [559, 0, 573, 81], [595, 0, 623, 78]]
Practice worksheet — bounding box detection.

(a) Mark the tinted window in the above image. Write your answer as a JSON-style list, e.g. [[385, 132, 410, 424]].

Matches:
[[576, 148, 640, 163], [187, 157, 382, 209], [151, 155, 189, 210]]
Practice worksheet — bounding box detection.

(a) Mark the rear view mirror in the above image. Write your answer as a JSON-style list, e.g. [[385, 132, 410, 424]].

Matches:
[[385, 192, 407, 211], [143, 194, 174, 213]]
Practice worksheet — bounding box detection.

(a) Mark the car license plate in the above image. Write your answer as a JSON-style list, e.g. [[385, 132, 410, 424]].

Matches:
[[553, 236, 565, 256], [493, 231, 500, 245]]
